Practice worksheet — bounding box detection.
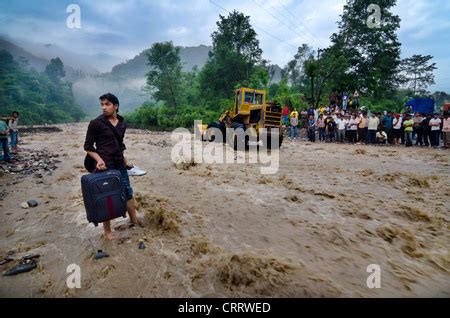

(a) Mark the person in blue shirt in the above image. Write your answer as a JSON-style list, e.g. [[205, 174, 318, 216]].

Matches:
[[307, 115, 316, 142], [0, 118, 11, 163], [382, 112, 393, 144]]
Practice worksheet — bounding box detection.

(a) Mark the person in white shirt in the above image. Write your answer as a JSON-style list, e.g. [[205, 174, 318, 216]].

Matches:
[[335, 115, 348, 143], [392, 115, 402, 145], [347, 114, 358, 143], [428, 113, 442, 147], [376, 129, 388, 144]]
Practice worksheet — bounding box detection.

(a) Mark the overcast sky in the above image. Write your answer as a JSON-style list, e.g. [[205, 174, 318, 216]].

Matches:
[[0, 0, 449, 91]]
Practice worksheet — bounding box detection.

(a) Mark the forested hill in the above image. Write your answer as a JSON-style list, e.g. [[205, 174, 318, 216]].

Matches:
[[0, 50, 84, 124], [109, 45, 212, 79], [0, 38, 49, 72]]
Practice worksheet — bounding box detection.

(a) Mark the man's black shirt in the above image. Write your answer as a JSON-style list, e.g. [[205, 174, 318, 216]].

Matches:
[[84, 114, 127, 167]]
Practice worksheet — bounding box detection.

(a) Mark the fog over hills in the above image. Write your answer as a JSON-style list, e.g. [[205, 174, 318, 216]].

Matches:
[[1, 37, 282, 116]]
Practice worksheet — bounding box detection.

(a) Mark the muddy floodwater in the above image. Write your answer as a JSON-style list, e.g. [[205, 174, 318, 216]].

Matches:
[[0, 123, 449, 297]]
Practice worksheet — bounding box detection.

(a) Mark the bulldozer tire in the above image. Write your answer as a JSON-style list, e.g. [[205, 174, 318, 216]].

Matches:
[[228, 123, 248, 151], [206, 122, 225, 143], [264, 132, 283, 149]]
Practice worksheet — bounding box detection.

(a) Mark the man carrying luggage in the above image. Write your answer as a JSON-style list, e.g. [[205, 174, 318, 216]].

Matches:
[[84, 93, 138, 240]]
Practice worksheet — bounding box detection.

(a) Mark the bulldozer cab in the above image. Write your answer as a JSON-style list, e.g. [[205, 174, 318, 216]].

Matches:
[[233, 88, 265, 118], [212, 87, 282, 131], [227, 88, 268, 130]]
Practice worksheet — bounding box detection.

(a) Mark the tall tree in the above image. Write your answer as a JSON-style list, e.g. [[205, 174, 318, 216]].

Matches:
[[145, 41, 182, 112], [331, 0, 402, 99], [432, 91, 450, 109], [400, 54, 436, 95], [281, 44, 313, 92], [45, 57, 65, 82], [304, 59, 319, 107], [313, 44, 351, 108], [212, 10, 262, 64], [199, 10, 263, 103]]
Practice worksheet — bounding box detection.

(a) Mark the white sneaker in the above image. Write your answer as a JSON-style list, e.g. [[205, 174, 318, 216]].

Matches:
[[128, 165, 147, 176]]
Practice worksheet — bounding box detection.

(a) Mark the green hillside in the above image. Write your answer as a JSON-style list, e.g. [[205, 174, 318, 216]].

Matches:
[[0, 50, 85, 124]]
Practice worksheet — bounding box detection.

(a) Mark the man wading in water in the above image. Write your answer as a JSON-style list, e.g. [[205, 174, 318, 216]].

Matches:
[[84, 93, 138, 240]]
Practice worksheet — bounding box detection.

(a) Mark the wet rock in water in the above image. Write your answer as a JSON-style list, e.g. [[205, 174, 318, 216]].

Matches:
[[0, 148, 60, 176], [2, 260, 38, 276], [0, 189, 8, 201], [18, 126, 62, 134], [94, 250, 109, 260], [27, 200, 38, 207], [10, 166, 25, 173], [20, 200, 38, 208], [148, 140, 171, 148], [0, 255, 14, 266]]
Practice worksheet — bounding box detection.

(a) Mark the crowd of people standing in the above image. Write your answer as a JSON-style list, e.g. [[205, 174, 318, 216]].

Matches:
[[282, 102, 449, 148]]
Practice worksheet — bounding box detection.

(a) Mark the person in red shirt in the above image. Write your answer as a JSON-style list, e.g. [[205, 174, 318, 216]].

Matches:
[[282, 105, 290, 127]]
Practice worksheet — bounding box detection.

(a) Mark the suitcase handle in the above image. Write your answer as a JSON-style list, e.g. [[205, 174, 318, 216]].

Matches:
[[92, 169, 118, 177], [92, 168, 109, 173]]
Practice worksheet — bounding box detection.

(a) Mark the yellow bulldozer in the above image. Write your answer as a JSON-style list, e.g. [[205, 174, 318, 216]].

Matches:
[[198, 87, 284, 149]]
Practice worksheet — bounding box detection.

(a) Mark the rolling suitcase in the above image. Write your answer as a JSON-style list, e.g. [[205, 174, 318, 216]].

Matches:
[[81, 169, 127, 226]]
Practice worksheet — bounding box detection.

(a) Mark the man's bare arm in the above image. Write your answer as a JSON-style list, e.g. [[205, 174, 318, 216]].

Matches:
[[86, 151, 106, 170]]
